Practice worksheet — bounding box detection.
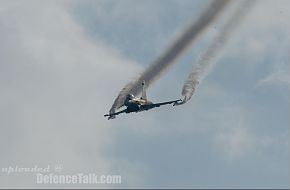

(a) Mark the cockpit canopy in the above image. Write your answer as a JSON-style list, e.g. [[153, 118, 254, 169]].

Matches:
[[127, 94, 135, 100]]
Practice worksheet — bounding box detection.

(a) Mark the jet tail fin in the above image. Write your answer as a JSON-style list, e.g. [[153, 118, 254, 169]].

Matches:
[[141, 80, 147, 101]]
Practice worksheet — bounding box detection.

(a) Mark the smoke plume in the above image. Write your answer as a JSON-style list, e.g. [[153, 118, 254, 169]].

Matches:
[[109, 0, 230, 115], [179, 0, 255, 104]]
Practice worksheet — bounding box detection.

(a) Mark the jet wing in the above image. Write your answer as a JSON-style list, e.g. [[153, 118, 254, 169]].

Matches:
[[140, 99, 182, 110], [104, 109, 127, 120]]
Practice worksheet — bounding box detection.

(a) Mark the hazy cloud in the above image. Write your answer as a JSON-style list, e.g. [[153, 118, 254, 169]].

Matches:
[[0, 0, 141, 188], [0, 0, 289, 188]]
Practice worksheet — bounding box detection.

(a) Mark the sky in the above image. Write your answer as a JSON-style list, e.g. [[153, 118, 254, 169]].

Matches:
[[0, 0, 289, 188]]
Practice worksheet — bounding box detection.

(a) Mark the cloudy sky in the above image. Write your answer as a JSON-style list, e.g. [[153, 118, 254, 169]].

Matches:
[[0, 0, 289, 188]]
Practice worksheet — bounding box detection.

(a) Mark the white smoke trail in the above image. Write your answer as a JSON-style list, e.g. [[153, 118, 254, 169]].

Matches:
[[179, 0, 255, 104], [109, 0, 230, 115]]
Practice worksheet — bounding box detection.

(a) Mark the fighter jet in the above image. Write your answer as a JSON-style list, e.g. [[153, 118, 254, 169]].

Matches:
[[104, 81, 181, 120]]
